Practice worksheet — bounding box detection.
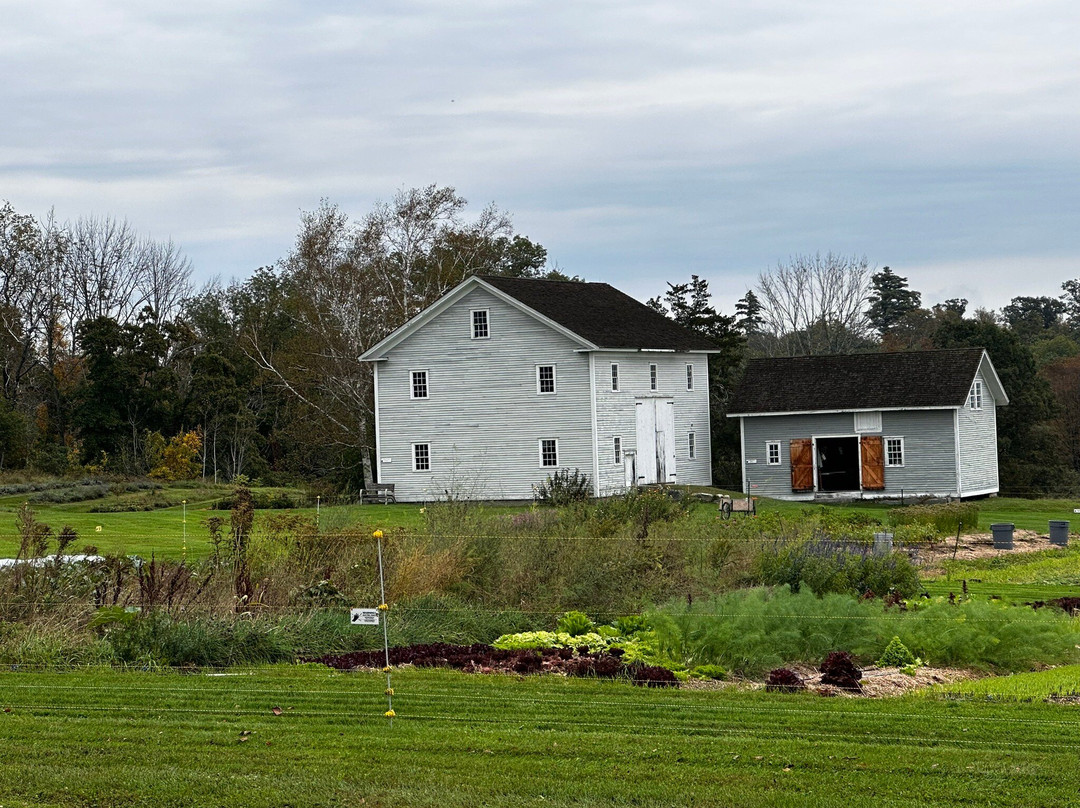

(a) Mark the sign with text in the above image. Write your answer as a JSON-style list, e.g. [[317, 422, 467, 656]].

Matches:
[[350, 608, 380, 626]]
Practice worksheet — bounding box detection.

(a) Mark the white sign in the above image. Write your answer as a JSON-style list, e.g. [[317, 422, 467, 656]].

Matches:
[[350, 608, 380, 626]]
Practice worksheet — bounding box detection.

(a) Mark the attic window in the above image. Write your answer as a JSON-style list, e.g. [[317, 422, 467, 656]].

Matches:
[[854, 411, 882, 433], [610, 363, 620, 392], [471, 309, 489, 339], [969, 380, 982, 410], [536, 365, 556, 394], [650, 363, 657, 391], [686, 364, 694, 390]]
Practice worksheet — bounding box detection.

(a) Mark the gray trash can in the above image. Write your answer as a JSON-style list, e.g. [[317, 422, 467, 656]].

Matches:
[[873, 532, 894, 555], [991, 523, 1014, 550], [1050, 520, 1070, 547]]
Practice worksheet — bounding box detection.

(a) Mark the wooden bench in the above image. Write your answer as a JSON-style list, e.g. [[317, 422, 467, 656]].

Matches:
[[718, 494, 756, 519], [361, 483, 396, 504]]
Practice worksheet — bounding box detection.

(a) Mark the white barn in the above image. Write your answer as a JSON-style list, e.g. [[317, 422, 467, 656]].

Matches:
[[358, 275, 720, 501]]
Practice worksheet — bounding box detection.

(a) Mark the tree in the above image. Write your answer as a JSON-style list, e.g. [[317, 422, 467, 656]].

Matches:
[[1041, 356, 1080, 476], [755, 253, 875, 356], [866, 267, 921, 336], [1001, 296, 1066, 342]]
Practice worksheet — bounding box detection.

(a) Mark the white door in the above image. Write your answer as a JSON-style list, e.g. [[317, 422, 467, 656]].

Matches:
[[635, 399, 677, 484]]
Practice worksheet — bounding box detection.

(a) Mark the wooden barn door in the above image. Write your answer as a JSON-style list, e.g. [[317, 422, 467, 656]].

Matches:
[[860, 436, 885, 491], [790, 438, 814, 492]]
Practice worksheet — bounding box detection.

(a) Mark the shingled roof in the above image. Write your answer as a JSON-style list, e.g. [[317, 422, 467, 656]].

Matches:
[[480, 276, 718, 351], [728, 348, 997, 415]]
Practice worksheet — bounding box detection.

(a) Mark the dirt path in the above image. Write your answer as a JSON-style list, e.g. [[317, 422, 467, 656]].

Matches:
[[917, 529, 1067, 573]]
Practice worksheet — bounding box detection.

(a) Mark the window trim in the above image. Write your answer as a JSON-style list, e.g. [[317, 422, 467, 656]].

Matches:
[[686, 363, 694, 391], [613, 436, 622, 465], [411, 442, 431, 472], [536, 364, 557, 395], [766, 440, 781, 466], [470, 308, 490, 340], [539, 438, 559, 468], [688, 432, 696, 460], [649, 363, 657, 391], [610, 363, 620, 392], [410, 369, 429, 400], [968, 380, 983, 410], [885, 436, 905, 467]]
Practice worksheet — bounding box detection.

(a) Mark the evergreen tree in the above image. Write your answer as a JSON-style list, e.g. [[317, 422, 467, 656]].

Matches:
[[867, 267, 921, 335], [735, 290, 763, 336]]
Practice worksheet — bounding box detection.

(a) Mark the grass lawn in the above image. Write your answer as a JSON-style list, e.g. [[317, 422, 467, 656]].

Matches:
[[935, 665, 1080, 702], [2, 666, 1080, 807], [921, 579, 1080, 603]]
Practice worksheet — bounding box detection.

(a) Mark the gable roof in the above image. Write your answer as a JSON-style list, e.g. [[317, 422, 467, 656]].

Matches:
[[359, 275, 719, 361], [479, 276, 719, 352], [728, 348, 1009, 416]]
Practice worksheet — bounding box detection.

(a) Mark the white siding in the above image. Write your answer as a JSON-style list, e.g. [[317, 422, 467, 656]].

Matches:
[[593, 352, 712, 495], [375, 287, 593, 501], [957, 369, 1000, 494], [740, 410, 958, 499]]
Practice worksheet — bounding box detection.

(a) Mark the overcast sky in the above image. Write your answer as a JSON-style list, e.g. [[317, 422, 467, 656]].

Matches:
[[3, 0, 1078, 313]]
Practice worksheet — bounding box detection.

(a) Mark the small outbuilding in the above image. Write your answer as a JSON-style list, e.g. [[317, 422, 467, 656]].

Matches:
[[727, 348, 1008, 500]]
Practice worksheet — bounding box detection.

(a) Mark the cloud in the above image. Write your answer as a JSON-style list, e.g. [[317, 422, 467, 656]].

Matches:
[[0, 0, 1076, 304]]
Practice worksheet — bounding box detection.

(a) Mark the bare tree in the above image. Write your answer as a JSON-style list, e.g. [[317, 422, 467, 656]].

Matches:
[[0, 203, 67, 404], [63, 216, 149, 336], [139, 237, 192, 324], [755, 253, 874, 355]]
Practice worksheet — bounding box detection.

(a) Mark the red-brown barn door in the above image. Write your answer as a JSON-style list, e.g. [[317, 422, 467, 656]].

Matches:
[[860, 435, 885, 491], [790, 438, 814, 492]]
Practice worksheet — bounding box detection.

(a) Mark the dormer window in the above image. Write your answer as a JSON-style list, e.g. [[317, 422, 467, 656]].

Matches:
[[968, 380, 982, 410], [471, 309, 489, 339]]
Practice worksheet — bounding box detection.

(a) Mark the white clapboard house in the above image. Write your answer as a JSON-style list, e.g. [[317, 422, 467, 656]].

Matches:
[[727, 348, 1008, 500], [358, 275, 719, 501]]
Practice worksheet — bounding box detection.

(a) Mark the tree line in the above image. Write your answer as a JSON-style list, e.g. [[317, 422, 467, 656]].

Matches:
[[0, 187, 570, 489], [2, 190, 1077, 497]]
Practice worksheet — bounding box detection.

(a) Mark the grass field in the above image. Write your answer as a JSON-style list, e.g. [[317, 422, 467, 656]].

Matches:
[[920, 579, 1080, 603], [3, 666, 1080, 807], [0, 477, 1076, 562]]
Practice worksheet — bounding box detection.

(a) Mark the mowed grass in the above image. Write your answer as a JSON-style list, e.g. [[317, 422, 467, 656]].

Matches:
[[936, 665, 1080, 702], [2, 666, 1080, 807], [920, 579, 1080, 603]]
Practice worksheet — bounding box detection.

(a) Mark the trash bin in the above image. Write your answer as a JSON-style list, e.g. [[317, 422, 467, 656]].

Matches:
[[991, 523, 1014, 550], [1050, 520, 1070, 547], [873, 532, 894, 555]]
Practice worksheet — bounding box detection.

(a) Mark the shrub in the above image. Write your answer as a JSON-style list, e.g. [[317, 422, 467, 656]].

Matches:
[[820, 651, 862, 691], [876, 635, 917, 668], [753, 539, 920, 598], [765, 668, 805, 692], [890, 501, 979, 536], [535, 468, 591, 505]]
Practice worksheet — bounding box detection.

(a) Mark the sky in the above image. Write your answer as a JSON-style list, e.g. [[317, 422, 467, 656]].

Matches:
[[2, 0, 1078, 314]]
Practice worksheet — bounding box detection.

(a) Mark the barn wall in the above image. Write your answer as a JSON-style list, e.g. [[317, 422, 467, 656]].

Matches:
[[739, 409, 958, 499], [957, 368, 1000, 494], [593, 353, 712, 495], [375, 286, 593, 501]]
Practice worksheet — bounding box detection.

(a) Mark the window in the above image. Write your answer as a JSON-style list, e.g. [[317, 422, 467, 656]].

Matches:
[[610, 363, 619, 392], [410, 370, 428, 399], [969, 380, 982, 410], [613, 436, 622, 464], [686, 364, 694, 390], [536, 364, 556, 394], [539, 438, 559, 467], [854, 411, 882, 433], [412, 443, 430, 471], [688, 432, 696, 459], [766, 441, 781, 465], [885, 437, 904, 467], [650, 363, 657, 391], [471, 309, 489, 339]]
